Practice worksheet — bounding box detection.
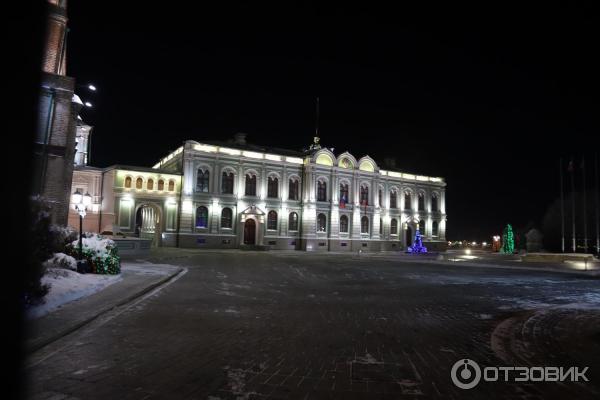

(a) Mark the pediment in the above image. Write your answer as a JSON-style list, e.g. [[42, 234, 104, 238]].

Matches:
[[241, 204, 266, 216]]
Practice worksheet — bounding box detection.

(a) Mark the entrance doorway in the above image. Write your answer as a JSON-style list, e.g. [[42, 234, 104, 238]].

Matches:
[[135, 204, 161, 245], [406, 226, 413, 247], [244, 219, 256, 245]]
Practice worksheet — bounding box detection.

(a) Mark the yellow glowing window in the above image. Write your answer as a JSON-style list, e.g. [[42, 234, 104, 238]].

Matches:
[[315, 154, 333, 166], [359, 161, 374, 172]]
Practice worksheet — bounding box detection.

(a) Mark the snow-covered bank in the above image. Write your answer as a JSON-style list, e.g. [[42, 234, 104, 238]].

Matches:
[[26, 268, 122, 320]]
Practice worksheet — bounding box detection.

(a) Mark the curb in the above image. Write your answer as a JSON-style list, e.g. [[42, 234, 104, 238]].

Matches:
[[26, 267, 185, 355]]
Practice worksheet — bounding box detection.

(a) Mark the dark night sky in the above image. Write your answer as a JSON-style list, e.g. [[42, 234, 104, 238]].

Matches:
[[65, 2, 599, 242]]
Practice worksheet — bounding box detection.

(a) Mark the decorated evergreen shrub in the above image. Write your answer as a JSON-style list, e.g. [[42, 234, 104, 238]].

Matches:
[[66, 234, 121, 274], [501, 224, 515, 254]]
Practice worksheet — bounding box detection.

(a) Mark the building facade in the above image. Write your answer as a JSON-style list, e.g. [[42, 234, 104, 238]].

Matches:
[[69, 134, 447, 252], [33, 0, 82, 224]]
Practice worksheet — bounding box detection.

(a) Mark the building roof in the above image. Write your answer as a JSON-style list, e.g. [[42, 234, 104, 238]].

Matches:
[[199, 138, 306, 157], [104, 164, 181, 175]]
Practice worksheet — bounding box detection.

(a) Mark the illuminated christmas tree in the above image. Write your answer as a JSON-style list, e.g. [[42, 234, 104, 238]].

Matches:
[[407, 229, 428, 253], [501, 224, 514, 254]]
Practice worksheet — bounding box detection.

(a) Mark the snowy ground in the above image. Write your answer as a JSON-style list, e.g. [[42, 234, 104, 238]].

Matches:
[[26, 268, 122, 320]]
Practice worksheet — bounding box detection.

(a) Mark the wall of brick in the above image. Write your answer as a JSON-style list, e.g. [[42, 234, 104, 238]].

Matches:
[[42, 3, 67, 75]]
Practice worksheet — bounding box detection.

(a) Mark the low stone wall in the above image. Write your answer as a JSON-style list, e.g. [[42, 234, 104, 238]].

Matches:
[[112, 237, 152, 258]]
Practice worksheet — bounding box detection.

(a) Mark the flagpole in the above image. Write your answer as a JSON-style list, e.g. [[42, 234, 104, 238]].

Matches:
[[595, 152, 599, 255], [560, 158, 565, 253], [582, 156, 588, 253], [569, 157, 576, 252], [315, 97, 319, 139]]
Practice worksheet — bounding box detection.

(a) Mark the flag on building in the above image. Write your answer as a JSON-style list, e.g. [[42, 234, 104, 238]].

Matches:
[[340, 193, 347, 208]]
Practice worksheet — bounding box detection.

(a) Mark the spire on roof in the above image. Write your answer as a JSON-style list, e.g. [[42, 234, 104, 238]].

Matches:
[[309, 97, 321, 151]]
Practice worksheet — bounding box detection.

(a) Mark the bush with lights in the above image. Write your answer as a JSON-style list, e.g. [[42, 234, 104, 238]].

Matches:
[[501, 224, 515, 254], [66, 234, 121, 275]]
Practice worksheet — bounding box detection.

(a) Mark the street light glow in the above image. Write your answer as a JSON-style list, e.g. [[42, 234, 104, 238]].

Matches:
[[88, 84, 97, 91], [85, 102, 93, 108]]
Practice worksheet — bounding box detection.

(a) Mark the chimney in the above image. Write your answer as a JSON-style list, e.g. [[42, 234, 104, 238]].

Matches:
[[233, 132, 247, 145]]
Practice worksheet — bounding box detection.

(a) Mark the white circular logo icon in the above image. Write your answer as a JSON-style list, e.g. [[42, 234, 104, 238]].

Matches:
[[451, 359, 481, 389]]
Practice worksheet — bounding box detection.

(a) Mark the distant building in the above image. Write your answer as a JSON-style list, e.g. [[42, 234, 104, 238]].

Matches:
[[69, 133, 447, 251], [33, 0, 82, 224]]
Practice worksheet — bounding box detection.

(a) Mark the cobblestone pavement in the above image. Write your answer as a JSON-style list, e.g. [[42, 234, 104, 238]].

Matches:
[[25, 250, 600, 399]]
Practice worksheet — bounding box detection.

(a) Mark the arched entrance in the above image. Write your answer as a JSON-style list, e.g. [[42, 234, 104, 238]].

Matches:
[[135, 203, 162, 246], [244, 218, 256, 245], [405, 225, 413, 247]]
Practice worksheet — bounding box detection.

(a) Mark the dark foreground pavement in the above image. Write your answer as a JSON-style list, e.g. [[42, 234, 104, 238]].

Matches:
[[24, 249, 600, 399]]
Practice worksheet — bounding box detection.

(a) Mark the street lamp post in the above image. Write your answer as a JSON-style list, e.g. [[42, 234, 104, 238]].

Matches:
[[72, 189, 92, 272]]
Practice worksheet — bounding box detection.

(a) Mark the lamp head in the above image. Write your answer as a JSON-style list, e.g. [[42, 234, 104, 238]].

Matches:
[[72, 189, 82, 204]]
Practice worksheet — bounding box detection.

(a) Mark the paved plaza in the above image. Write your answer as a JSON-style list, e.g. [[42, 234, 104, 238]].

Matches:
[[25, 250, 600, 399]]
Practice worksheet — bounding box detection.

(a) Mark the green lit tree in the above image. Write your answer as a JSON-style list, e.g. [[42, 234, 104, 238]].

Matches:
[[502, 224, 514, 254]]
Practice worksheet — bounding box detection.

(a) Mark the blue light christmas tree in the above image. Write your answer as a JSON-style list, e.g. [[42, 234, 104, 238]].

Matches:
[[407, 229, 428, 253]]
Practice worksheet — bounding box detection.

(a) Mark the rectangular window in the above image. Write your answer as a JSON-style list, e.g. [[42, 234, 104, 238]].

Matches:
[[166, 204, 176, 231], [268, 178, 278, 198], [118, 199, 131, 229], [390, 192, 397, 209], [245, 175, 256, 196], [288, 179, 299, 200], [317, 182, 327, 202]]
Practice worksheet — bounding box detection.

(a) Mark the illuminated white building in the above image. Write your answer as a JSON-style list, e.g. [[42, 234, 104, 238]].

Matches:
[[69, 133, 447, 251]]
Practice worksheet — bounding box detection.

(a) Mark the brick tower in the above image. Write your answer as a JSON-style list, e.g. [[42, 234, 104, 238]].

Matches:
[[33, 0, 82, 225]]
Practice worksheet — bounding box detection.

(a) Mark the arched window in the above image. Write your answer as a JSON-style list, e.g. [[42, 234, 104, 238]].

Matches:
[[432, 194, 439, 212], [267, 176, 279, 198], [124, 176, 132, 188], [317, 213, 327, 232], [168, 180, 175, 191], [317, 180, 327, 202], [339, 183, 349, 207], [158, 179, 164, 191], [221, 207, 232, 228], [288, 212, 299, 231], [390, 190, 397, 209], [245, 173, 256, 196], [195, 206, 208, 228], [378, 188, 383, 207], [221, 171, 234, 194], [432, 221, 439, 236], [391, 218, 398, 235], [361, 216, 369, 233], [340, 215, 349, 233], [404, 192, 412, 210], [288, 178, 299, 200], [147, 179, 154, 190], [418, 193, 425, 211], [267, 210, 278, 230], [360, 185, 369, 205], [196, 169, 209, 192], [419, 220, 425, 234], [136, 177, 143, 189]]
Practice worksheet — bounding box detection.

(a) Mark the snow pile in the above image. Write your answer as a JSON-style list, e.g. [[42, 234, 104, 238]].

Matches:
[[26, 268, 121, 319], [67, 233, 120, 274], [70, 234, 116, 259], [43, 252, 77, 271]]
